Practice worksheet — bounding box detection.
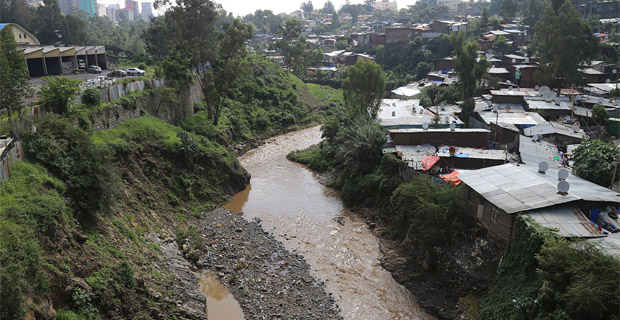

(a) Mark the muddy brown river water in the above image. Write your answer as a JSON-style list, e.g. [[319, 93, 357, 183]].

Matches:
[[210, 126, 434, 320]]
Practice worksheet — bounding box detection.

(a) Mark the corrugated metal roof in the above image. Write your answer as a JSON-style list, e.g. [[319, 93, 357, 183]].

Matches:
[[518, 135, 562, 168], [525, 100, 571, 110], [395, 144, 436, 170], [458, 164, 578, 213], [478, 110, 547, 126], [389, 128, 489, 134], [526, 206, 606, 238], [436, 146, 507, 160]]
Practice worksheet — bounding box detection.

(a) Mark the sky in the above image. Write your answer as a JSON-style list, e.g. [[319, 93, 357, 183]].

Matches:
[[98, 0, 418, 18]]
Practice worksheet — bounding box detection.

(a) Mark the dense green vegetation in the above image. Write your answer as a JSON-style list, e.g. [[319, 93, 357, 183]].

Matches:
[[0, 162, 66, 319], [572, 139, 620, 187], [479, 216, 620, 320]]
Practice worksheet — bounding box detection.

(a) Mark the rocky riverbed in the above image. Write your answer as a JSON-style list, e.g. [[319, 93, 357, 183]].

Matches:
[[196, 208, 341, 320]]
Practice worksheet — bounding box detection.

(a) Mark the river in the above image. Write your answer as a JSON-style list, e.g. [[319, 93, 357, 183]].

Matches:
[[221, 126, 433, 320]]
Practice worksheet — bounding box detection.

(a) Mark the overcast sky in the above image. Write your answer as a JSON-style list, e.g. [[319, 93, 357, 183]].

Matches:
[[99, 0, 418, 17]]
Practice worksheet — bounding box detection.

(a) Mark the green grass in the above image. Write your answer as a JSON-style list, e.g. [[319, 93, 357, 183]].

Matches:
[[306, 83, 343, 104], [92, 115, 181, 147]]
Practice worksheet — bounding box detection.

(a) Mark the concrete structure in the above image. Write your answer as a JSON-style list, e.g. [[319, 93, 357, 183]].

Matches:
[[374, 0, 397, 12], [22, 45, 106, 77], [77, 0, 96, 15], [107, 4, 120, 22], [0, 137, 24, 184], [389, 128, 489, 148], [97, 3, 107, 17], [125, 0, 139, 19], [58, 0, 78, 14], [0, 23, 40, 47], [141, 2, 153, 18]]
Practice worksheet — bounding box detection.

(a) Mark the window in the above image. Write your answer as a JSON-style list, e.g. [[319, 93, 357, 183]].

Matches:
[[19, 34, 22, 39], [491, 207, 500, 223], [24, 34, 27, 39]]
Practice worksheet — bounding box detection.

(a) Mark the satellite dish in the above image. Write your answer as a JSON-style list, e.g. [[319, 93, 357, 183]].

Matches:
[[535, 85, 540, 90], [614, 69, 617, 74], [557, 181, 570, 194], [512, 58, 516, 63], [574, 121, 581, 128], [486, 100, 493, 107], [392, 111, 396, 116], [509, 86, 514, 90], [576, 95, 582, 101], [615, 99, 620, 106], [493, 105, 499, 112], [607, 79, 611, 83], [538, 161, 549, 173], [392, 103, 396, 107], [450, 122, 456, 131], [525, 58, 530, 63], [533, 134, 539, 141], [564, 115, 571, 121], [445, 116, 450, 123], [554, 97, 562, 104], [524, 53, 528, 57], [422, 122, 429, 130], [558, 168, 569, 180]]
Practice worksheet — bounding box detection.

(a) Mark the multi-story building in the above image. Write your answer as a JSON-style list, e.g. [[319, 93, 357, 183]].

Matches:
[[97, 3, 107, 17], [58, 0, 77, 14], [124, 0, 139, 19], [77, 0, 96, 15], [141, 2, 153, 19], [118, 7, 134, 20], [374, 0, 397, 12], [106, 4, 119, 22]]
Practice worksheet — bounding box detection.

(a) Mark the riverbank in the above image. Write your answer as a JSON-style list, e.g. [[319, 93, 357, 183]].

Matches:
[[195, 208, 341, 319]]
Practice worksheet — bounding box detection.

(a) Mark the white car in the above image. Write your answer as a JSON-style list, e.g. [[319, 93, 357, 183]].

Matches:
[[125, 68, 145, 76]]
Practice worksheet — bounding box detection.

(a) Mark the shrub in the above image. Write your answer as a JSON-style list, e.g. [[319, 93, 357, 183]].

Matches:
[[0, 220, 48, 319], [82, 88, 101, 106], [24, 116, 121, 219], [390, 175, 466, 248], [138, 63, 147, 71]]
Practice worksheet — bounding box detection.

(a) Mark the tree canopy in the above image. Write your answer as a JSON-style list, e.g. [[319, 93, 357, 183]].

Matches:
[[572, 139, 619, 187], [0, 26, 30, 133], [534, 0, 599, 93], [342, 59, 386, 120], [451, 32, 488, 100]]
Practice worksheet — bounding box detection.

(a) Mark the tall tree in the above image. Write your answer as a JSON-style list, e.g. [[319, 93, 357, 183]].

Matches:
[[523, 0, 545, 31], [38, 77, 81, 115], [301, 0, 313, 18], [451, 32, 488, 100], [204, 19, 253, 125], [501, 0, 517, 21], [342, 60, 385, 120], [0, 27, 30, 133], [321, 0, 335, 14], [534, 0, 599, 93], [35, 0, 65, 45]]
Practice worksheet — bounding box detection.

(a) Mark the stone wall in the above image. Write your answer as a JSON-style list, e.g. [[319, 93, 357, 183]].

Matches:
[[86, 79, 203, 132]]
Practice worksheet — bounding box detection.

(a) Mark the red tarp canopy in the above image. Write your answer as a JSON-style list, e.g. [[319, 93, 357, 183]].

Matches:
[[441, 170, 462, 186], [421, 156, 440, 171]]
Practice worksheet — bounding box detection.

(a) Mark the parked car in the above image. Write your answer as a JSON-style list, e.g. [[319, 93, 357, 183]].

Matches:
[[125, 67, 145, 76], [87, 65, 102, 74], [106, 69, 126, 77]]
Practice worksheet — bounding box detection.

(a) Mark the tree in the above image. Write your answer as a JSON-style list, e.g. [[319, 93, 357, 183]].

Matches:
[[204, 19, 253, 125], [523, 0, 545, 32], [331, 12, 340, 29], [301, 0, 313, 18], [501, 0, 517, 21], [592, 104, 610, 124], [321, 0, 335, 14], [38, 77, 81, 115], [481, 7, 489, 27], [313, 47, 324, 67], [34, 0, 64, 45], [572, 139, 619, 187], [451, 32, 488, 100], [493, 35, 510, 57], [336, 39, 348, 50], [535, 0, 599, 94], [0, 27, 30, 133], [277, 18, 311, 76], [342, 59, 385, 119]]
